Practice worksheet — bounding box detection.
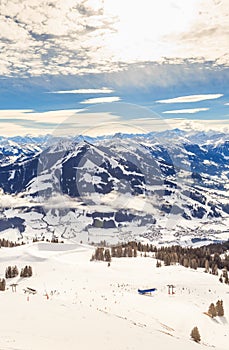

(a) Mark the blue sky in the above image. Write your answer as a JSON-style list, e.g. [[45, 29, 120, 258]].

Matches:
[[0, 0, 228, 137]]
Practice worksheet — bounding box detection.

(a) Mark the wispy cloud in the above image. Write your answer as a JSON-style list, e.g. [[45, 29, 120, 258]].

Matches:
[[0, 108, 120, 136], [80, 97, 121, 104], [163, 108, 209, 114], [157, 94, 223, 104], [0, 107, 229, 137], [47, 88, 114, 94]]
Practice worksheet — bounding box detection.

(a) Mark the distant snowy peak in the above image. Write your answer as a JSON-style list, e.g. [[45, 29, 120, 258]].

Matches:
[[0, 129, 228, 151], [0, 137, 42, 165]]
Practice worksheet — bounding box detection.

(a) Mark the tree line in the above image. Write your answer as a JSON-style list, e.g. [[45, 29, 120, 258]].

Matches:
[[153, 242, 229, 284], [0, 238, 22, 248], [91, 242, 139, 262], [90, 240, 229, 284]]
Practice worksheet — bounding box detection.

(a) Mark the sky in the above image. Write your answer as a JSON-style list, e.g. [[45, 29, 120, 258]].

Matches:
[[0, 0, 228, 137]]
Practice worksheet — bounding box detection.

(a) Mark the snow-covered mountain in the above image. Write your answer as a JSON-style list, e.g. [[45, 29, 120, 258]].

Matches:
[[0, 136, 42, 165], [0, 130, 228, 243]]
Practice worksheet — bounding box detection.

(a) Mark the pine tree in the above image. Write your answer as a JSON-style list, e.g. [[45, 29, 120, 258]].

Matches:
[[190, 258, 198, 270], [104, 249, 111, 262], [127, 246, 132, 257], [164, 254, 171, 266], [12, 265, 19, 277], [204, 259, 210, 273], [190, 326, 201, 343], [223, 268, 228, 284], [28, 266, 33, 277], [183, 257, 189, 268], [216, 300, 224, 317], [116, 246, 122, 258], [208, 303, 217, 318], [133, 248, 137, 257], [5, 266, 11, 278], [0, 278, 6, 291], [212, 263, 218, 276], [20, 265, 33, 277], [94, 247, 104, 261], [111, 247, 116, 257]]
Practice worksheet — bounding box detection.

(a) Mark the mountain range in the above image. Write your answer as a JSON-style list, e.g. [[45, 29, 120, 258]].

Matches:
[[0, 129, 228, 245]]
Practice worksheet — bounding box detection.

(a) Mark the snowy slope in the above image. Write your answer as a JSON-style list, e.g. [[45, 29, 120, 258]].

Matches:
[[0, 242, 228, 350], [0, 136, 42, 165]]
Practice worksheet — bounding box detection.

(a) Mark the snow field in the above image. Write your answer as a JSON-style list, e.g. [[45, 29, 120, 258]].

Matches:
[[0, 242, 228, 350]]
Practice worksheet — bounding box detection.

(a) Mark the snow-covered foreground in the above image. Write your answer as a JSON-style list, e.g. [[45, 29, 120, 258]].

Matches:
[[0, 242, 228, 350]]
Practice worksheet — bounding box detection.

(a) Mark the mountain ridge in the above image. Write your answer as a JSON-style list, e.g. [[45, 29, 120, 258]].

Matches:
[[0, 130, 228, 244]]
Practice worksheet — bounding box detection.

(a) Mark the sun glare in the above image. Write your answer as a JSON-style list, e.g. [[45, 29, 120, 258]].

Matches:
[[102, 0, 200, 61]]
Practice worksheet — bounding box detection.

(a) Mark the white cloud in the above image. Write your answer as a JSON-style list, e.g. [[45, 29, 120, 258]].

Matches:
[[0, 109, 120, 137], [0, 190, 36, 208], [0, 109, 81, 121], [0, 107, 228, 137], [80, 97, 121, 104], [163, 108, 209, 114], [47, 88, 114, 94], [0, 0, 228, 77], [132, 117, 229, 133], [157, 94, 223, 104]]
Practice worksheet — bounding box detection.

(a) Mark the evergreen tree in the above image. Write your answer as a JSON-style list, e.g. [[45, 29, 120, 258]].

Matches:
[[204, 259, 210, 273], [208, 303, 217, 318], [183, 257, 189, 268], [94, 247, 104, 261], [212, 263, 218, 276], [190, 326, 201, 343], [190, 258, 198, 270], [116, 246, 122, 258], [133, 248, 137, 257], [164, 254, 171, 266], [223, 268, 228, 284], [216, 300, 224, 317], [137, 242, 142, 252], [127, 246, 133, 257], [111, 247, 116, 257], [20, 265, 33, 277], [5, 266, 11, 278], [0, 278, 6, 291], [12, 265, 19, 277], [104, 249, 111, 262], [28, 266, 33, 277]]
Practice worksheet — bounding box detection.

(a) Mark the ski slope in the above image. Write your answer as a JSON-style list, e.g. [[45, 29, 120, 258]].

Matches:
[[0, 242, 228, 350]]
